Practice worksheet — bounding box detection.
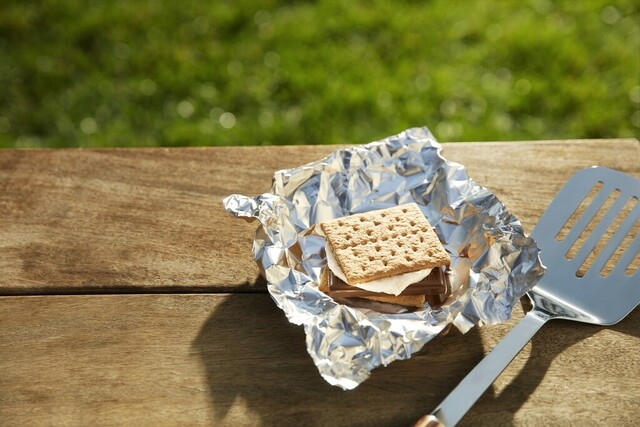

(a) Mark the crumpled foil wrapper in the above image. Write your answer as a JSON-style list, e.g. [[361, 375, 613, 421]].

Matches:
[[223, 127, 545, 390]]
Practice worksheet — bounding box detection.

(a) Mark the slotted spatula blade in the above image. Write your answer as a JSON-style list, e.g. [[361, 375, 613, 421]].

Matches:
[[529, 166, 640, 325], [415, 166, 640, 427]]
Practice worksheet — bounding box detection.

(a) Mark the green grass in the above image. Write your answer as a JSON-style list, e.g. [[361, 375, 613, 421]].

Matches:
[[0, 0, 638, 148]]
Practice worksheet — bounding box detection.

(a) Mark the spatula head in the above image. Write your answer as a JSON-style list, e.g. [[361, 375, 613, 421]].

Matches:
[[530, 166, 639, 325]]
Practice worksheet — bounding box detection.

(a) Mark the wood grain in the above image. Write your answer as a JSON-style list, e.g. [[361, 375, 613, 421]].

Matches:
[[1, 140, 639, 426], [1, 139, 638, 294], [0, 294, 638, 427], [0, 147, 335, 294]]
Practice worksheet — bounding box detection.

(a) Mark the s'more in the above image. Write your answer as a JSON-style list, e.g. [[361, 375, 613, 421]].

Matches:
[[319, 203, 451, 309]]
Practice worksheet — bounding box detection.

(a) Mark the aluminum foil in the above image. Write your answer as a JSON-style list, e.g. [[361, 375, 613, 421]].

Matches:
[[223, 127, 545, 390]]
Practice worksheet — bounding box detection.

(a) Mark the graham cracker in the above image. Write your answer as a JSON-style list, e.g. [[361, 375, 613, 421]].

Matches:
[[320, 203, 450, 285], [359, 292, 426, 308]]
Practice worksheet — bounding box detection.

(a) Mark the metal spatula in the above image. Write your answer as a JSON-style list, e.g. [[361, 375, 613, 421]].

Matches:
[[416, 166, 640, 427]]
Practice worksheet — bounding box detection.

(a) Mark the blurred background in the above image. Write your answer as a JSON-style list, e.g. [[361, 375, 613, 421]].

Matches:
[[0, 0, 638, 148]]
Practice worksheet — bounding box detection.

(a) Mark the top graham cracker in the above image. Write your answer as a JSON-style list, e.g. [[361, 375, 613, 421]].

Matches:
[[321, 203, 450, 285]]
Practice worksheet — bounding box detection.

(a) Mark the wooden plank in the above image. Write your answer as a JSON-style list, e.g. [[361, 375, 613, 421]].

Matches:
[[1, 139, 638, 294], [0, 294, 638, 426], [0, 147, 335, 294]]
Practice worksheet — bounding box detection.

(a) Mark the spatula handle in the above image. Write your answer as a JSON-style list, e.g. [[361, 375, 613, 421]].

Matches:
[[417, 309, 551, 427]]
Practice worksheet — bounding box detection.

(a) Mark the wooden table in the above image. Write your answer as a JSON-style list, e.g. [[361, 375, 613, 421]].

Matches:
[[1, 139, 638, 426]]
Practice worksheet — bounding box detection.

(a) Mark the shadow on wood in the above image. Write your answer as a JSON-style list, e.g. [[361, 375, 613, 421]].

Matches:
[[192, 293, 490, 427]]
